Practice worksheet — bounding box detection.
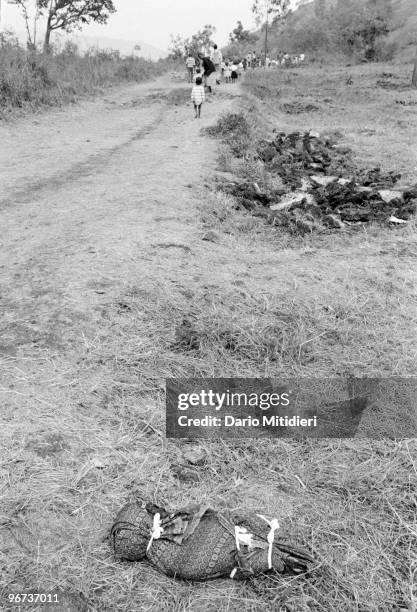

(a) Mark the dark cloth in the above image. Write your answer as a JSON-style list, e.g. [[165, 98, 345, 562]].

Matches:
[[201, 57, 215, 77], [231, 71, 238, 80]]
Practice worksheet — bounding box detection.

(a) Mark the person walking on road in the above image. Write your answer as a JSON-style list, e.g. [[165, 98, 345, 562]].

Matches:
[[198, 53, 216, 93], [185, 53, 196, 83], [211, 44, 223, 84], [230, 61, 238, 84], [191, 76, 205, 119]]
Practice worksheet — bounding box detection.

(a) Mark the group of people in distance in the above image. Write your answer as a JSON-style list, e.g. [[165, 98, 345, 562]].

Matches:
[[188, 44, 306, 119], [188, 44, 243, 119], [186, 45, 242, 88]]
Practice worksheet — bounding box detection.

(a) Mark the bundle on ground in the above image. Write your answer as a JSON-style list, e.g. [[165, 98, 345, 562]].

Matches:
[[110, 500, 314, 581]]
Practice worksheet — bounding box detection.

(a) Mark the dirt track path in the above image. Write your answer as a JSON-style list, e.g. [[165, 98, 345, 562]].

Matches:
[[0, 76, 237, 363]]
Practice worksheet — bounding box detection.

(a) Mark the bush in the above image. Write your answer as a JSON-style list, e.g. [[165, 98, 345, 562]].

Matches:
[[205, 112, 252, 157], [206, 112, 250, 138]]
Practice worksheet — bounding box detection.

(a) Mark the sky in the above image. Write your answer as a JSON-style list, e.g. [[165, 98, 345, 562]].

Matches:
[[1, 0, 257, 51]]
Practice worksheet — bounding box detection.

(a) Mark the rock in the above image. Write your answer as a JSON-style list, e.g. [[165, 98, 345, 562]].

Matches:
[[171, 465, 201, 483], [357, 167, 401, 187], [202, 230, 220, 243], [332, 145, 352, 154], [261, 144, 279, 162], [253, 182, 262, 195], [296, 218, 314, 233], [402, 185, 417, 200], [378, 190, 403, 203], [388, 216, 408, 224], [324, 214, 345, 229], [310, 175, 338, 187], [181, 446, 208, 466], [215, 171, 241, 184], [300, 177, 312, 191], [270, 192, 315, 211]]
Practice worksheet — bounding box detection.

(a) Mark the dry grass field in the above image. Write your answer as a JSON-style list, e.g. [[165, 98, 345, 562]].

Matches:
[[0, 61, 416, 612]]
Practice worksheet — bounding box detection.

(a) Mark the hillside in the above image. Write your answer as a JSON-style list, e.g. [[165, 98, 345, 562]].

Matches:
[[264, 0, 417, 58], [387, 0, 417, 52]]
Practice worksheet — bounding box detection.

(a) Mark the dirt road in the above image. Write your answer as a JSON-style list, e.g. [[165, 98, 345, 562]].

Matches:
[[0, 75, 242, 409], [0, 75, 235, 349]]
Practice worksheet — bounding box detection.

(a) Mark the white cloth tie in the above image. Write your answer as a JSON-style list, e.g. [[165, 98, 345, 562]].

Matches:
[[234, 525, 254, 551], [146, 513, 164, 552], [257, 514, 280, 569]]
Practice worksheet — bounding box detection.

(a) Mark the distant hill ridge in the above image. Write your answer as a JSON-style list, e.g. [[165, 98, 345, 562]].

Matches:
[[10, 29, 167, 60], [70, 35, 167, 60]]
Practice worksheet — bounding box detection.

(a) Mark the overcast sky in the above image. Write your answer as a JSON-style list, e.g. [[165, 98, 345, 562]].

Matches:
[[1, 0, 257, 50]]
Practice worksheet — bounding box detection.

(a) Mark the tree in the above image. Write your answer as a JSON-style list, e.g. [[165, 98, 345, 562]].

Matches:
[[187, 24, 216, 57], [168, 24, 216, 60], [332, 0, 391, 60], [412, 47, 417, 88], [8, 0, 41, 48], [168, 33, 187, 60], [229, 20, 257, 44], [252, 0, 291, 61], [37, 0, 116, 52]]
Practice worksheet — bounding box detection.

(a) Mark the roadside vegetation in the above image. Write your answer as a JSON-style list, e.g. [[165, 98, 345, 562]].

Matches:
[[0, 33, 173, 115]]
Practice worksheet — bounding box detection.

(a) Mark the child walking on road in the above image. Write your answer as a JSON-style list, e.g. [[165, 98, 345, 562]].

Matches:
[[191, 77, 205, 119]]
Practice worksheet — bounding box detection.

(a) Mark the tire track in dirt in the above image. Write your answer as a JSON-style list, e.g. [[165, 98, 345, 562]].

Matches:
[[0, 113, 163, 209]]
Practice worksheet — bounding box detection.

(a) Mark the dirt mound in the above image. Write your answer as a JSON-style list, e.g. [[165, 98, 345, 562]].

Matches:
[[221, 130, 417, 233]]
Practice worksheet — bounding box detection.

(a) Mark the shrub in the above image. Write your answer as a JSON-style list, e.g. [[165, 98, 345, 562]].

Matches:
[[205, 112, 252, 157], [206, 112, 251, 138]]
